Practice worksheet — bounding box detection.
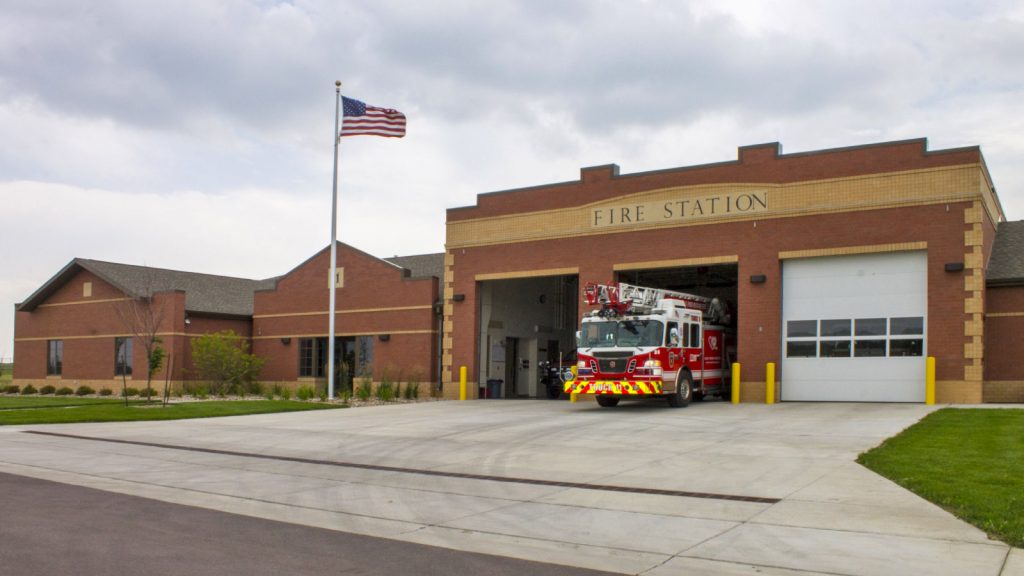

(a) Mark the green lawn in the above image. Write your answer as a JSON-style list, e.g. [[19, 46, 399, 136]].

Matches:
[[858, 408, 1024, 548], [0, 398, 344, 426], [0, 396, 142, 409]]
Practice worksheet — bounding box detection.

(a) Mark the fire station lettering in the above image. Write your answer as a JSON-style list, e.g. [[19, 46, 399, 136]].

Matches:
[[591, 191, 768, 229]]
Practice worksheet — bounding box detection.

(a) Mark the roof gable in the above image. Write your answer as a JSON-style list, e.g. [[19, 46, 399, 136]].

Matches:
[[18, 258, 266, 316]]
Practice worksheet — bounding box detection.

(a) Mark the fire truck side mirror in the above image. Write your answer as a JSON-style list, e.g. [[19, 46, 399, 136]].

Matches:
[[575, 330, 581, 346]]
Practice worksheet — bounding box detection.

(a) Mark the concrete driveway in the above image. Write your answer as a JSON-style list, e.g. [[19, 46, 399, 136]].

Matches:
[[0, 400, 1020, 575]]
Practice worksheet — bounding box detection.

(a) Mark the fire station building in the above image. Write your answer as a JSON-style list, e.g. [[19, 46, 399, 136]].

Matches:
[[12, 138, 1024, 404], [442, 139, 1024, 404]]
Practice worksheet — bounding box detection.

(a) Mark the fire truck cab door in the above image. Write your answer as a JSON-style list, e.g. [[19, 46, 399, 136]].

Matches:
[[666, 322, 681, 370]]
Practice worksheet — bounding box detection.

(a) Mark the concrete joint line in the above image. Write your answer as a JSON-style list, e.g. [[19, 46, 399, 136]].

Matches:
[[23, 431, 782, 505]]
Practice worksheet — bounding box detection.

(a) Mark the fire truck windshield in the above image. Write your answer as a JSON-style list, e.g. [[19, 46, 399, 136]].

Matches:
[[581, 319, 665, 348]]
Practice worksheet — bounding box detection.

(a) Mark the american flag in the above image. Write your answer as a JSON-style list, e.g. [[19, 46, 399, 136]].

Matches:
[[340, 96, 406, 138]]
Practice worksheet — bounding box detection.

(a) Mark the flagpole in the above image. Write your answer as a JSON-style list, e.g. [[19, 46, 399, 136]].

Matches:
[[328, 80, 341, 400]]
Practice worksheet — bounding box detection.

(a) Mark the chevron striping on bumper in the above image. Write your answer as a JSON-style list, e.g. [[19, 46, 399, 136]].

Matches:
[[564, 380, 664, 395]]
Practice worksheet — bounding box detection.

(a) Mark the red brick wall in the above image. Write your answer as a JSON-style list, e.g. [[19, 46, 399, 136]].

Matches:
[[449, 203, 972, 397], [985, 286, 1024, 382], [13, 269, 186, 384], [253, 244, 438, 383], [449, 140, 982, 221]]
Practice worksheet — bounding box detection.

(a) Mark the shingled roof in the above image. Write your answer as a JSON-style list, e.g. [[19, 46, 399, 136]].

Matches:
[[17, 258, 272, 316], [385, 253, 445, 279], [987, 220, 1024, 287]]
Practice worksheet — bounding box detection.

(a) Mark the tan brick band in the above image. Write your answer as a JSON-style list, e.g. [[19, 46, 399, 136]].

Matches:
[[474, 267, 580, 281], [983, 381, 1024, 403], [614, 255, 739, 271], [253, 305, 433, 319], [778, 242, 927, 260]]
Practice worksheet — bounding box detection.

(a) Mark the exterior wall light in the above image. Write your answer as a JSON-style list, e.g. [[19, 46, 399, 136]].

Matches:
[[944, 262, 965, 272], [452, 294, 466, 302], [378, 334, 391, 342], [749, 274, 767, 284]]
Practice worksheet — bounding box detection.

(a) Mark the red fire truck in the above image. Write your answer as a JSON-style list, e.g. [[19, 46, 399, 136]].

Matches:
[[564, 282, 735, 407]]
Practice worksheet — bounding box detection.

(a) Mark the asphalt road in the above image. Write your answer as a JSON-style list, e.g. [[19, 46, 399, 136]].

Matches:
[[0, 471, 616, 576]]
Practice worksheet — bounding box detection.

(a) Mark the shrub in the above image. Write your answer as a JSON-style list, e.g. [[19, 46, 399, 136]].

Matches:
[[75, 385, 95, 396], [336, 386, 352, 403], [263, 390, 275, 400], [280, 387, 292, 401], [138, 387, 155, 399], [376, 381, 395, 402], [55, 387, 74, 396], [355, 377, 373, 401], [193, 385, 209, 400], [4, 385, 19, 394], [99, 388, 113, 396], [295, 386, 315, 401], [20, 384, 38, 395], [189, 330, 265, 396], [121, 387, 140, 397], [39, 384, 56, 395]]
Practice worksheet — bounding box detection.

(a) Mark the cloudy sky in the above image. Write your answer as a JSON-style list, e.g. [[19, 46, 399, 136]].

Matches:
[[2, 0, 1023, 359]]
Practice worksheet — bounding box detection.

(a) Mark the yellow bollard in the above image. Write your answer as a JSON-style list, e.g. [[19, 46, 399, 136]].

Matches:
[[731, 362, 741, 404], [459, 366, 467, 401], [925, 356, 935, 405], [569, 365, 578, 402], [766, 362, 776, 405]]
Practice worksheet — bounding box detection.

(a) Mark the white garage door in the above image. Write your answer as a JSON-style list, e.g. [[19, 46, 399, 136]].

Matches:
[[781, 251, 927, 402]]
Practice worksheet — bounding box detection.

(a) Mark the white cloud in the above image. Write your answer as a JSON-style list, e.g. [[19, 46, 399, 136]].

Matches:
[[3, 0, 1024, 359]]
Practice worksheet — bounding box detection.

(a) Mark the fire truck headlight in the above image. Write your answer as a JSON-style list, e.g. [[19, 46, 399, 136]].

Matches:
[[644, 359, 661, 368], [577, 361, 586, 370]]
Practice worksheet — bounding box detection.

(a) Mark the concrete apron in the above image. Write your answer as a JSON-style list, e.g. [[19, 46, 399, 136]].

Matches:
[[0, 401, 1019, 576]]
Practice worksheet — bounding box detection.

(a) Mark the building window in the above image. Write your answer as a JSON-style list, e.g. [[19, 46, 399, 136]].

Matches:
[[785, 316, 925, 358], [115, 337, 133, 376], [47, 340, 63, 376], [299, 338, 320, 377], [298, 336, 373, 381]]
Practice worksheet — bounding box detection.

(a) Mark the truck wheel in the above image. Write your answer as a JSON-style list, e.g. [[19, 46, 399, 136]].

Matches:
[[596, 396, 620, 408], [667, 372, 692, 408]]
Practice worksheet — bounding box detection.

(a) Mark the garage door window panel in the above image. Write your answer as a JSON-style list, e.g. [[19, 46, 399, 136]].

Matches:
[[785, 320, 818, 358]]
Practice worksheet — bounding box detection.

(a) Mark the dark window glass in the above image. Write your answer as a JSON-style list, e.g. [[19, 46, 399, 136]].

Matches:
[[787, 341, 817, 358], [821, 319, 851, 337], [819, 340, 851, 357], [855, 318, 887, 337], [47, 340, 63, 376], [689, 324, 700, 349], [891, 317, 924, 335], [115, 337, 133, 376], [889, 339, 923, 357], [299, 338, 315, 377], [356, 336, 374, 377], [787, 320, 817, 338], [315, 338, 329, 378], [854, 339, 887, 357]]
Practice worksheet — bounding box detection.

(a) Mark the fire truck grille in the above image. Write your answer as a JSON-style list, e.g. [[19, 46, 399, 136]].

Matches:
[[593, 351, 633, 374]]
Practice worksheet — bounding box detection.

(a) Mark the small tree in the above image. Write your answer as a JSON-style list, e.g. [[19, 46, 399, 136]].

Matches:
[[190, 330, 265, 396], [112, 272, 167, 406]]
